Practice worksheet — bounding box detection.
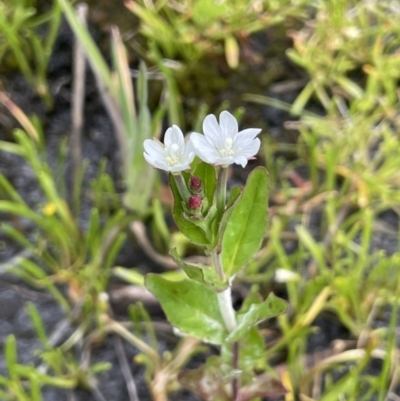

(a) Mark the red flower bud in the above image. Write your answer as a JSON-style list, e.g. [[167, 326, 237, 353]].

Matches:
[[189, 176, 203, 193], [188, 195, 202, 210]]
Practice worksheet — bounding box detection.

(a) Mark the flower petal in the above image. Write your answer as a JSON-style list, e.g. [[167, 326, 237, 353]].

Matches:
[[164, 125, 185, 149], [170, 163, 190, 172], [144, 139, 165, 159], [234, 155, 249, 168], [186, 137, 194, 151], [191, 132, 221, 164], [219, 111, 238, 138], [236, 138, 261, 159], [214, 156, 235, 166], [144, 151, 169, 170], [143, 126, 195, 172], [237, 128, 262, 140], [203, 114, 225, 149]]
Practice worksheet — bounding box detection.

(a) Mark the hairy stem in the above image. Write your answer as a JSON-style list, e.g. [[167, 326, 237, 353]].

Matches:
[[213, 166, 239, 398], [215, 167, 228, 217], [216, 287, 237, 332], [211, 250, 224, 281], [173, 173, 191, 201], [216, 284, 238, 398]]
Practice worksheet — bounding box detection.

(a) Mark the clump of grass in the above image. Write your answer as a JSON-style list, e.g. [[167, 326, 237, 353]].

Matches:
[[245, 0, 400, 398], [0, 0, 62, 108], [126, 0, 308, 68]]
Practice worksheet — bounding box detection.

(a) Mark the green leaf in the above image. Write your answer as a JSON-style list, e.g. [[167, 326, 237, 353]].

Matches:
[[296, 225, 328, 272], [221, 167, 268, 277], [170, 174, 209, 245], [145, 274, 226, 344], [30, 375, 42, 401], [125, 63, 156, 215], [227, 186, 242, 208], [192, 162, 217, 206], [333, 76, 364, 99], [170, 249, 227, 291], [226, 293, 287, 343], [26, 303, 49, 349], [57, 0, 111, 88], [215, 185, 242, 250], [239, 327, 265, 372], [5, 335, 17, 379], [290, 80, 314, 115]]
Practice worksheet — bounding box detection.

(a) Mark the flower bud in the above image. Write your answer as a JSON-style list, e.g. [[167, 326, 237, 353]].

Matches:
[[188, 195, 202, 211], [189, 176, 203, 193]]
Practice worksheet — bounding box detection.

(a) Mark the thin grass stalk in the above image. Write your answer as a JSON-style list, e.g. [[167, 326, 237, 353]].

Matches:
[[70, 3, 87, 216]]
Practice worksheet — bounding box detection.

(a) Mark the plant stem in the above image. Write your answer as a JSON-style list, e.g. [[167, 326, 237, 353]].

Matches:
[[210, 250, 236, 332], [211, 250, 224, 280], [173, 173, 191, 201], [215, 167, 228, 216], [70, 3, 87, 216], [232, 341, 239, 400], [213, 166, 239, 398], [216, 286, 237, 332], [216, 285, 238, 399], [105, 318, 160, 364]]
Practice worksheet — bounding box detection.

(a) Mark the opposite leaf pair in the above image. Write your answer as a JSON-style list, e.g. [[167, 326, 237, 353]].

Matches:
[[142, 110, 288, 400]]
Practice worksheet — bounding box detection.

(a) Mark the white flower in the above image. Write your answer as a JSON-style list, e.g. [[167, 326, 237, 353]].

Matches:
[[143, 125, 195, 172], [190, 111, 261, 168]]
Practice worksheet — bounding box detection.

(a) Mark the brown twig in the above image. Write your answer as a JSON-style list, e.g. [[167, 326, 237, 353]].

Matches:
[[113, 334, 139, 401], [0, 92, 39, 142], [130, 220, 209, 269]]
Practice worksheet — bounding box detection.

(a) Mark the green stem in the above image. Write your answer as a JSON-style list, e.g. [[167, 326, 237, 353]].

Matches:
[[210, 251, 236, 332], [216, 167, 228, 216], [211, 250, 224, 281], [173, 173, 191, 201], [106, 318, 160, 364], [216, 282, 238, 398]]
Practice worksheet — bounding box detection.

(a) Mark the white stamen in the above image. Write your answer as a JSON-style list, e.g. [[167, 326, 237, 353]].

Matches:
[[219, 137, 235, 157], [166, 143, 181, 166]]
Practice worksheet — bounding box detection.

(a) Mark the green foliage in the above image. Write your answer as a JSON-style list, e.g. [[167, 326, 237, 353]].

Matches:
[[0, 327, 111, 400], [226, 293, 287, 343], [127, 0, 308, 68], [221, 167, 268, 277], [58, 0, 165, 216], [170, 172, 211, 246], [0, 0, 62, 107], [149, 159, 285, 396], [170, 248, 227, 291], [145, 274, 227, 344], [169, 163, 222, 246], [0, 120, 127, 317], [1, 0, 400, 399]]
